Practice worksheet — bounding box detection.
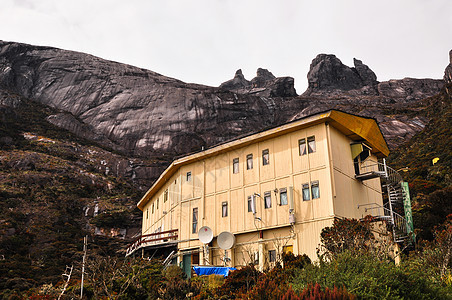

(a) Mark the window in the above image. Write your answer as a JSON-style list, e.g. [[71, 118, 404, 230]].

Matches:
[[186, 172, 192, 182], [247, 196, 253, 212], [299, 138, 307, 156], [302, 183, 310, 201], [192, 208, 198, 234], [164, 189, 168, 202], [156, 198, 159, 210], [264, 191, 272, 209], [233, 158, 239, 174], [152, 203, 154, 214], [146, 208, 149, 219], [269, 250, 276, 262], [311, 181, 320, 199], [280, 188, 288, 205], [222, 202, 228, 217], [262, 149, 269, 165], [307, 136, 316, 153], [191, 252, 200, 265], [246, 154, 253, 170]]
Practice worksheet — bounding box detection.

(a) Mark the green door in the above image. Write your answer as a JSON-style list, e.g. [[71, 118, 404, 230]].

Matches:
[[182, 254, 191, 278]]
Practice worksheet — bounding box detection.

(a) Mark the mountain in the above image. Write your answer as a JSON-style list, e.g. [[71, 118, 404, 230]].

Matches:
[[0, 40, 450, 295], [0, 40, 444, 170]]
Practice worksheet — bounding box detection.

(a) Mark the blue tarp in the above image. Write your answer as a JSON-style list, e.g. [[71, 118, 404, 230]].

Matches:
[[193, 266, 236, 277]]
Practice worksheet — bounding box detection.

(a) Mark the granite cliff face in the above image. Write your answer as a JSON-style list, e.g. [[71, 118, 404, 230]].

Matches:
[[0, 40, 449, 186], [0, 41, 302, 159]]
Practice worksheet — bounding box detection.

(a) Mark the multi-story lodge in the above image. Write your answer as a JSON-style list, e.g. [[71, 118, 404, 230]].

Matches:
[[127, 110, 410, 275]]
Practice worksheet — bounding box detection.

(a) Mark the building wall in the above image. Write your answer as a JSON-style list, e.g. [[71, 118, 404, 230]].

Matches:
[[141, 122, 384, 263], [328, 125, 383, 219]]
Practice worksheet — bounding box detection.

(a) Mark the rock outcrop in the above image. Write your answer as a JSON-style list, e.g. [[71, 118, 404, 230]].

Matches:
[[444, 49, 452, 84], [303, 54, 443, 102], [220, 68, 297, 97], [304, 54, 378, 95]]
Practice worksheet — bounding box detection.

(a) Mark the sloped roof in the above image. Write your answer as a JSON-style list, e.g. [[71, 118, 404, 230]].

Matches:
[[137, 110, 389, 210]]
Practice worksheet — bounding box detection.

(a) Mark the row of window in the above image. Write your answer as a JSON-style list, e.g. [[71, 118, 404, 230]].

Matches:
[[190, 182, 320, 233], [146, 188, 170, 219], [232, 136, 316, 174]]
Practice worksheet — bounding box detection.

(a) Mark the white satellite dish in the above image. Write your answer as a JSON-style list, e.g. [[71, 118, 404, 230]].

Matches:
[[217, 231, 236, 250], [198, 226, 213, 244]]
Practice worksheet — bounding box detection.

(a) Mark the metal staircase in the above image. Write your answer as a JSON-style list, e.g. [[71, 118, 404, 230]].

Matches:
[[356, 159, 410, 243]]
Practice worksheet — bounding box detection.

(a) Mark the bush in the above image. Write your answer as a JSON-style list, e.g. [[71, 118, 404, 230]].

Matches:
[[290, 250, 451, 299]]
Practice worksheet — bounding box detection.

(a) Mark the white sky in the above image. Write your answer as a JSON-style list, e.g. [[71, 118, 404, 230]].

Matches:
[[1, 0, 451, 92]]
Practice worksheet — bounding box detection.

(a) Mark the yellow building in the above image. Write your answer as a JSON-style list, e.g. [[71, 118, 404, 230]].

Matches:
[[127, 110, 409, 274]]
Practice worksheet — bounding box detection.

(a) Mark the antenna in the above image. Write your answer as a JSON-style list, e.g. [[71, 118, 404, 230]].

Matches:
[[198, 226, 213, 265], [198, 226, 213, 244], [218, 231, 236, 266]]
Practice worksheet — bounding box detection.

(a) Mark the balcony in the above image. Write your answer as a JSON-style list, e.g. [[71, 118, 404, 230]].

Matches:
[[126, 229, 178, 257]]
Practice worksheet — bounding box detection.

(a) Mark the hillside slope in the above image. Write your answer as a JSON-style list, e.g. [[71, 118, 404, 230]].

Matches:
[[0, 89, 143, 294]]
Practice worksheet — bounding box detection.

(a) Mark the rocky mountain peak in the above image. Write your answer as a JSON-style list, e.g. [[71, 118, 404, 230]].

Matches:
[[220, 68, 297, 97], [353, 58, 378, 86], [303, 53, 443, 101], [219, 69, 250, 90], [304, 54, 378, 95]]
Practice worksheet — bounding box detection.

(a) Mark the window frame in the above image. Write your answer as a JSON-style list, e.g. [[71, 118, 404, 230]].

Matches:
[[247, 196, 253, 212], [192, 207, 198, 234], [222, 201, 228, 217], [233, 157, 239, 174], [302, 183, 310, 201], [268, 249, 276, 262], [280, 188, 288, 206], [246, 154, 253, 170], [299, 138, 307, 156], [262, 149, 270, 166], [307, 136, 316, 154], [164, 189, 168, 202], [264, 191, 272, 209], [311, 180, 320, 199]]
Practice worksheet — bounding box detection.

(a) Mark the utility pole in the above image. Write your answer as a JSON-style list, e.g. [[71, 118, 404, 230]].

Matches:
[[80, 235, 87, 299]]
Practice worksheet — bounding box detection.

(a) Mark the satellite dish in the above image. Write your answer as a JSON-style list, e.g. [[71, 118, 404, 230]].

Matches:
[[198, 226, 213, 244], [217, 231, 236, 250]]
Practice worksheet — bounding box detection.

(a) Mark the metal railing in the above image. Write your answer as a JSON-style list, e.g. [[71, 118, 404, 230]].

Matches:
[[126, 229, 178, 257], [357, 158, 402, 185], [358, 202, 408, 241]]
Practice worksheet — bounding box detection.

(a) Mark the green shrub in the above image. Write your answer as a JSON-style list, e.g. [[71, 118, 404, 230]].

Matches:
[[290, 250, 451, 299]]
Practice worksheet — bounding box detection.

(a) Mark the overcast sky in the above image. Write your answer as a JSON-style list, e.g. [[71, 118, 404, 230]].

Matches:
[[1, 0, 451, 92]]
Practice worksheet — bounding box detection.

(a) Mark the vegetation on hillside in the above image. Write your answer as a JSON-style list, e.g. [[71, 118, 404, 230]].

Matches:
[[0, 89, 142, 298], [389, 84, 452, 241]]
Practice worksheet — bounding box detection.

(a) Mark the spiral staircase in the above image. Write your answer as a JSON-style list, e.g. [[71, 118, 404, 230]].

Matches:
[[356, 159, 412, 243]]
